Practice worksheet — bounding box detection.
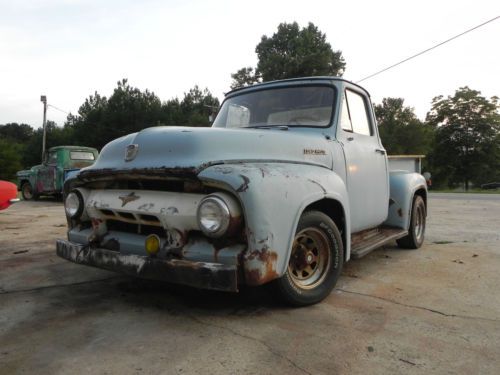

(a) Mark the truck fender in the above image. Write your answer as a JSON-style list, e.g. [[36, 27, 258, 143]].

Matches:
[[198, 163, 350, 286], [385, 171, 427, 230]]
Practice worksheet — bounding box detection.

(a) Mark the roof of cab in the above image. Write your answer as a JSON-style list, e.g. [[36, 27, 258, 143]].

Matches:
[[225, 76, 371, 98]]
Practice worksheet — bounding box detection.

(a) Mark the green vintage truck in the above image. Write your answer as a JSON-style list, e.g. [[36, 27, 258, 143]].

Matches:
[[17, 146, 99, 200]]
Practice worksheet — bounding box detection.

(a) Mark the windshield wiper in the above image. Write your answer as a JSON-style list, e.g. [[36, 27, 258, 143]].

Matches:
[[244, 125, 289, 130]]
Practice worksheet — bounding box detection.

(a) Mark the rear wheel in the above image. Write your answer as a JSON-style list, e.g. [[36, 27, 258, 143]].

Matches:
[[397, 195, 426, 249], [272, 211, 343, 306]]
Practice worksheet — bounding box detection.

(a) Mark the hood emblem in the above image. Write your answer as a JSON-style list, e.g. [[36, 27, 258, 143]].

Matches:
[[125, 144, 139, 161], [119, 192, 140, 207]]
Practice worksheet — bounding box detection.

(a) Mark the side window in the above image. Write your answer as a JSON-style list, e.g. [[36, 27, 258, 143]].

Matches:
[[340, 97, 352, 132], [344, 90, 372, 136], [48, 152, 57, 164]]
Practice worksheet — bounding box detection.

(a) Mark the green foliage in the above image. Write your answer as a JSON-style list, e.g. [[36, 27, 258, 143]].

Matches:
[[69, 80, 219, 150], [375, 98, 434, 156], [0, 138, 23, 181], [21, 121, 75, 167], [231, 22, 345, 89], [230, 67, 260, 90], [0, 80, 219, 173], [0, 123, 33, 142], [426, 87, 500, 189]]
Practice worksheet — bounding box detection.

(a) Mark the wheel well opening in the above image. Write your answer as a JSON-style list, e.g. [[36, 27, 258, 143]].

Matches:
[[414, 188, 427, 212], [305, 199, 346, 256]]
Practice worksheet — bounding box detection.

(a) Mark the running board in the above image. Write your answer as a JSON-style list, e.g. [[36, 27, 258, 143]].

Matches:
[[350, 227, 408, 259]]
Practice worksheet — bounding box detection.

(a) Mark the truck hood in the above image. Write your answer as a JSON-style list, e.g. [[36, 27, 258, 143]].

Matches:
[[81, 126, 333, 177]]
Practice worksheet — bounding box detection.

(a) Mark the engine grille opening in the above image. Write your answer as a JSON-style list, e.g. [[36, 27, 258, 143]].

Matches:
[[139, 214, 161, 223], [117, 212, 135, 220], [106, 220, 166, 237], [100, 209, 115, 216]]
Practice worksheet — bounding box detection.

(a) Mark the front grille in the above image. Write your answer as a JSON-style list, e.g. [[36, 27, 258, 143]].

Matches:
[[98, 209, 162, 226], [106, 220, 166, 237]]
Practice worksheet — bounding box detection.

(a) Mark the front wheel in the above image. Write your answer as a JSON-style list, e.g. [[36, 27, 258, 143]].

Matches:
[[397, 195, 426, 249], [272, 211, 344, 306], [21, 182, 36, 200]]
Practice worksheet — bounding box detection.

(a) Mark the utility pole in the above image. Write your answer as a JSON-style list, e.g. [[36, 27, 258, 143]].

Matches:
[[41, 95, 47, 162]]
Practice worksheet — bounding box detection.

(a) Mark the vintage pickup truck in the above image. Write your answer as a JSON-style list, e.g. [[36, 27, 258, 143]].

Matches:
[[17, 146, 99, 200], [57, 77, 427, 305]]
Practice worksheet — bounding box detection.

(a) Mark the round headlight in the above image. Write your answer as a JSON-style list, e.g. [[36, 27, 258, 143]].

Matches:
[[65, 191, 83, 218], [197, 196, 230, 237]]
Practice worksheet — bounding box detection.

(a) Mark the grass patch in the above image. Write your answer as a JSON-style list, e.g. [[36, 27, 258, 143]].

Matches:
[[431, 188, 500, 194]]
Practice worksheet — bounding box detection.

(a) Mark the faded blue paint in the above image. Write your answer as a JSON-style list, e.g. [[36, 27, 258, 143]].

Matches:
[[91, 126, 334, 172], [385, 171, 427, 229], [59, 77, 427, 290], [199, 162, 351, 282]]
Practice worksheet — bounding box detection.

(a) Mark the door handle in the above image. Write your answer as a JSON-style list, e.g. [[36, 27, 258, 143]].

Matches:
[[347, 136, 354, 141], [375, 148, 386, 155]]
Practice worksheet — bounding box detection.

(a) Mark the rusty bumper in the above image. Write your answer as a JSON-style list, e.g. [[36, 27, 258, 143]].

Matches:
[[56, 239, 238, 292]]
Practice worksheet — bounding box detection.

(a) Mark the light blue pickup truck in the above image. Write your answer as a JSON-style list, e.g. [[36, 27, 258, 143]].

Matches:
[[57, 77, 427, 305]]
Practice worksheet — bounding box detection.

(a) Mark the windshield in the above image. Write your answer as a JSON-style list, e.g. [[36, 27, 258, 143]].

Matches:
[[213, 86, 335, 128]]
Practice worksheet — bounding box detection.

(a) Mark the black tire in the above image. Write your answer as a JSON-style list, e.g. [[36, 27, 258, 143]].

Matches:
[[21, 182, 36, 200], [397, 195, 426, 249], [272, 210, 344, 306]]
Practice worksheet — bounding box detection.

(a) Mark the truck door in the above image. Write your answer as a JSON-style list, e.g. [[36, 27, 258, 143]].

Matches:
[[338, 88, 389, 232], [38, 150, 58, 193]]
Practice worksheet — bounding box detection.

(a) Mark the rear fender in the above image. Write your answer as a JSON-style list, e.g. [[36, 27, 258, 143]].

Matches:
[[198, 163, 350, 286], [385, 171, 427, 229]]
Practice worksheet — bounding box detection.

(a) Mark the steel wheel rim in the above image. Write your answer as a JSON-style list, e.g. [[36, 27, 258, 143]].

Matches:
[[22, 184, 33, 200], [414, 204, 425, 242], [288, 227, 331, 289]]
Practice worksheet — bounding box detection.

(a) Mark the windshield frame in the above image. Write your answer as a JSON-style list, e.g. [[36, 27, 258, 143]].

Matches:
[[213, 83, 338, 130]]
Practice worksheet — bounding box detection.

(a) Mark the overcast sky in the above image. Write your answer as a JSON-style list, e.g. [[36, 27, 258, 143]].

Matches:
[[1, 0, 499, 128]]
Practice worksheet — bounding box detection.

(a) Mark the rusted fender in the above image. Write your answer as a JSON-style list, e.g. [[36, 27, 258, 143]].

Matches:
[[198, 163, 351, 285]]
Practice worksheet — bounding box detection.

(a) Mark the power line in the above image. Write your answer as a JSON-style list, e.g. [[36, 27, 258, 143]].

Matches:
[[356, 15, 500, 83], [47, 103, 70, 115]]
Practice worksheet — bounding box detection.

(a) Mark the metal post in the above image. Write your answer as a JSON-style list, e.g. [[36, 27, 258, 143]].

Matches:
[[41, 95, 47, 162]]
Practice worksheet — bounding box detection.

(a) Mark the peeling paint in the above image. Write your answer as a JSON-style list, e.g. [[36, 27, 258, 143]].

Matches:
[[236, 175, 250, 192], [243, 247, 279, 285], [137, 203, 154, 211]]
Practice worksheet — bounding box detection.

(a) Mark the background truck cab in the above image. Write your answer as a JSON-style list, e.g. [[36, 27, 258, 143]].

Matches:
[[17, 146, 99, 200], [57, 77, 427, 306]]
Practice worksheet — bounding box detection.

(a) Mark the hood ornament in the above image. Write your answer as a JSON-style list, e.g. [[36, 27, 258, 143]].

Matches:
[[125, 144, 139, 161], [119, 192, 140, 207]]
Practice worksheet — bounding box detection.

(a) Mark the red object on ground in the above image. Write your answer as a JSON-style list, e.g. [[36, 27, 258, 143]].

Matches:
[[0, 181, 19, 210]]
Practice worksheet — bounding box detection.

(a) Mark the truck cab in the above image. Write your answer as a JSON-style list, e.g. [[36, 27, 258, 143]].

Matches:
[[17, 146, 99, 200], [57, 77, 427, 306]]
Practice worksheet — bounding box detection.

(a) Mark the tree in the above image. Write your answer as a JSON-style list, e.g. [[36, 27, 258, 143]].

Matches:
[[0, 123, 34, 142], [70, 79, 164, 149], [0, 138, 23, 181], [231, 22, 345, 89], [68, 79, 219, 150], [21, 121, 74, 167], [179, 86, 220, 126], [375, 98, 434, 155], [426, 87, 500, 190]]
